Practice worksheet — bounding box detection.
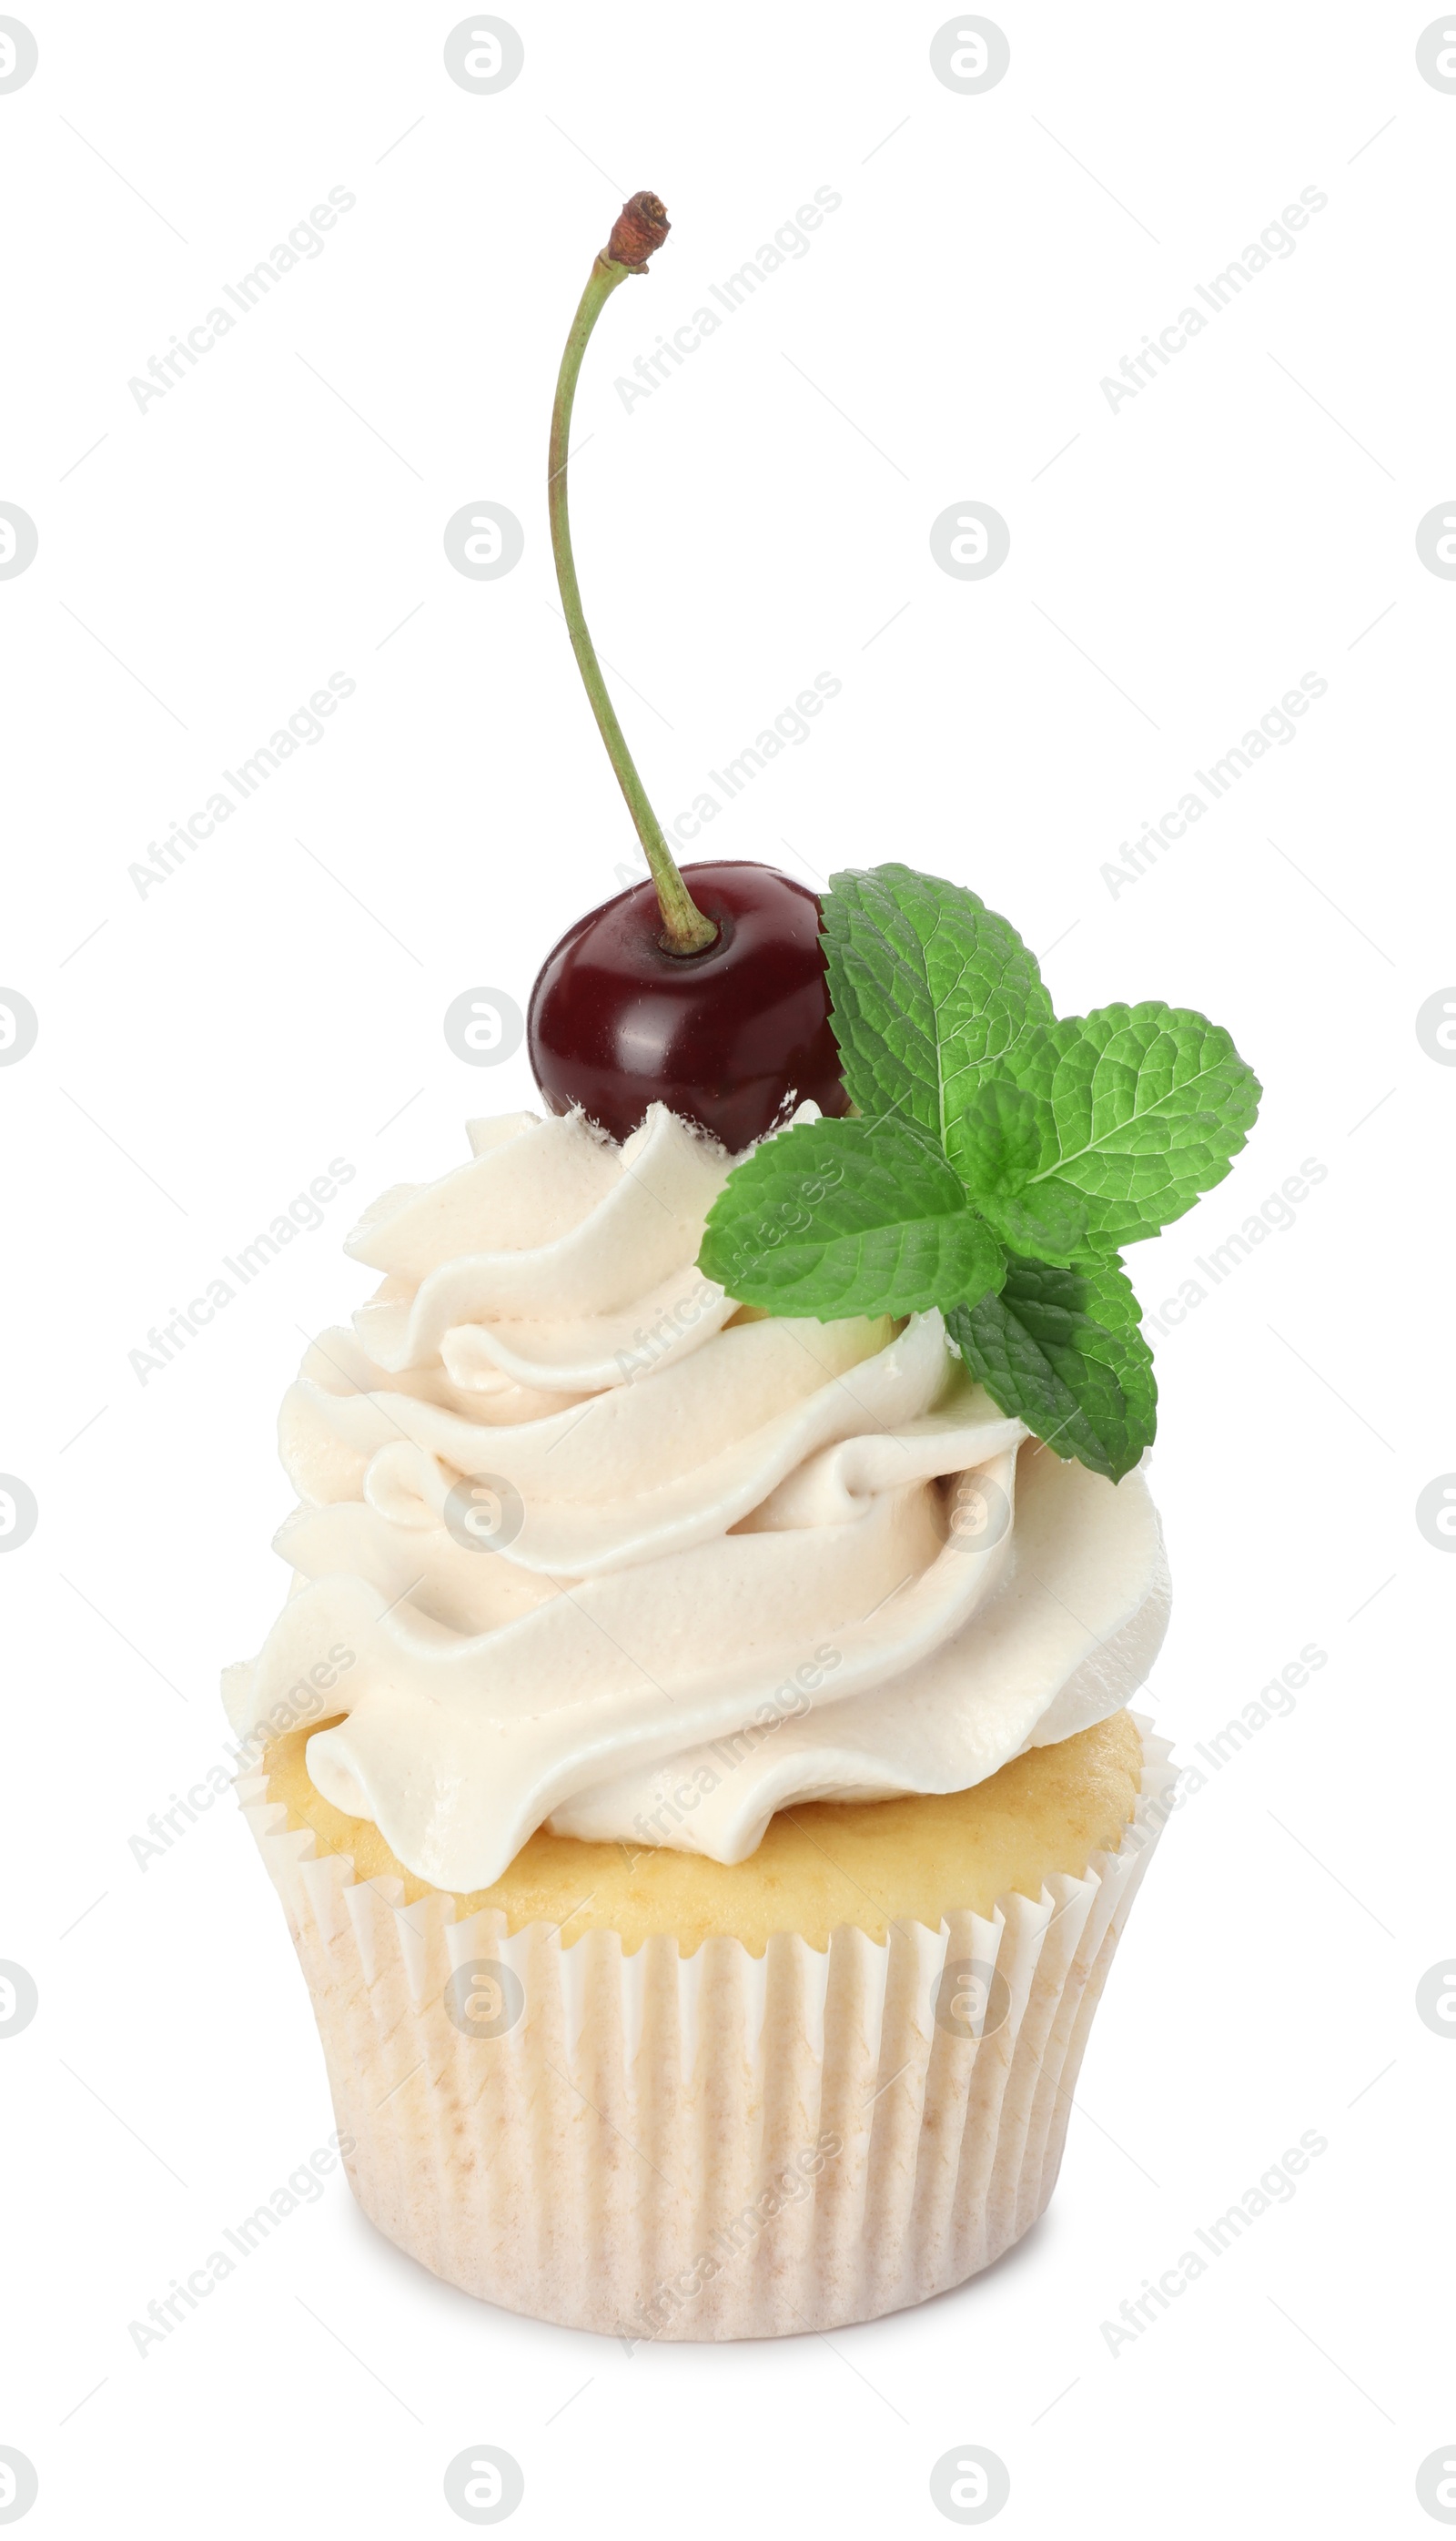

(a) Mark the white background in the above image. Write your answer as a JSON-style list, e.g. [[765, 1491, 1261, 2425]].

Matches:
[[3, 3, 1452, 2534]]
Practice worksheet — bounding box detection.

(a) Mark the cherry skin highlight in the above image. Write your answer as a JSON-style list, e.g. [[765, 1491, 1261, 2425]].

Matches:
[[528, 860, 849, 1151]]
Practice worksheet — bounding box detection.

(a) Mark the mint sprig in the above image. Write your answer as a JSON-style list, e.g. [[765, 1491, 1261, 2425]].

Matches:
[[985, 1003, 1264, 1251], [698, 863, 1261, 1484], [946, 1256, 1157, 1481], [820, 864, 1054, 1138], [695, 1114, 1005, 1320]]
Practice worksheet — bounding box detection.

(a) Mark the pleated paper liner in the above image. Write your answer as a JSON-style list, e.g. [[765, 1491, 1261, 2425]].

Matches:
[[235, 1716, 1175, 2340]]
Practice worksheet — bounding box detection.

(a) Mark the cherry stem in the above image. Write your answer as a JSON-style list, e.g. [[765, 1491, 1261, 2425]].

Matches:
[[548, 198, 717, 956]]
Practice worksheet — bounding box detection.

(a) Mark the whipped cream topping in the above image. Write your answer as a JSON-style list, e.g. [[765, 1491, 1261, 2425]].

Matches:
[[224, 1106, 1169, 1889]]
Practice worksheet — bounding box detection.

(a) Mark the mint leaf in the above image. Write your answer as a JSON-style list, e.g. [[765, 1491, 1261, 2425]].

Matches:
[[999, 1001, 1261, 1250], [700, 862, 1263, 1490], [699, 1116, 1005, 1321], [977, 1181, 1092, 1265], [822, 865, 1054, 1142], [946, 1255, 1156, 1483], [943, 1080, 1092, 1265], [943, 1079, 1045, 1193]]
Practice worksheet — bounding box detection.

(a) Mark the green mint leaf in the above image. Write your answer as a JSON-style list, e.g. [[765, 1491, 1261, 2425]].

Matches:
[[946, 1254, 1157, 1484], [699, 1116, 1006, 1321], [943, 1079, 1045, 1193], [976, 1181, 1093, 1265], [821, 864, 1054, 1142], [700, 861, 1261, 1486], [998, 1001, 1261, 1250], [943, 1080, 1089, 1266]]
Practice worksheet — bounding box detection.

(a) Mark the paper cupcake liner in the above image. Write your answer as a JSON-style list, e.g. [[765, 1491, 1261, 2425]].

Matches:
[[235, 1716, 1174, 2340]]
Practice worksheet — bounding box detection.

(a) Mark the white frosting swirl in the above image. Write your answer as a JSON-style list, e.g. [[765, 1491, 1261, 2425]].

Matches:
[[224, 1105, 1169, 1889]]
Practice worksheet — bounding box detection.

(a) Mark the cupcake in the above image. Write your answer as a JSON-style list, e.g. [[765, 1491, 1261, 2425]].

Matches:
[[227, 1098, 1184, 2340], [225, 192, 1258, 2341]]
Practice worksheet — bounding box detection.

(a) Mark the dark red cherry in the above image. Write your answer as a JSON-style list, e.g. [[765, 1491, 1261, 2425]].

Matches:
[[535, 209, 846, 1149], [528, 859, 849, 1151]]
